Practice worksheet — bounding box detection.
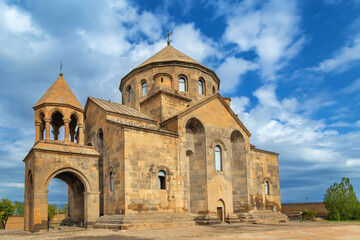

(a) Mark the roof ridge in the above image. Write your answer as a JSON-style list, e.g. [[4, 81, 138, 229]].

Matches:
[[88, 97, 156, 121]]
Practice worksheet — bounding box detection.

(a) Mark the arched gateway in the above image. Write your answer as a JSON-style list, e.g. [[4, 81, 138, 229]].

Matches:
[[24, 73, 100, 232]]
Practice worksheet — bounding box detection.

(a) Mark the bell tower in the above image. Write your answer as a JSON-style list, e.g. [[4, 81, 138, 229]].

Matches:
[[24, 73, 100, 232], [33, 73, 85, 144]]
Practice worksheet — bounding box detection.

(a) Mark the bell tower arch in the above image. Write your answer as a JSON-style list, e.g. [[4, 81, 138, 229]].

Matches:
[[24, 73, 100, 232]]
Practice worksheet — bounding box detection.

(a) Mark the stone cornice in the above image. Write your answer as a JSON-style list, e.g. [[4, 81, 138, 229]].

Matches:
[[139, 89, 192, 106], [33, 102, 84, 113], [250, 145, 279, 156], [120, 61, 221, 92], [107, 118, 178, 137], [23, 141, 100, 162]]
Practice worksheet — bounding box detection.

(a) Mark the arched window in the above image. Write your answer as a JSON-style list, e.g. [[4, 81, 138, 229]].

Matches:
[[215, 145, 222, 171], [158, 170, 166, 189], [212, 86, 215, 94], [142, 82, 147, 95], [265, 181, 270, 195], [179, 77, 186, 92], [128, 86, 132, 102], [110, 172, 113, 191], [198, 80, 204, 95]]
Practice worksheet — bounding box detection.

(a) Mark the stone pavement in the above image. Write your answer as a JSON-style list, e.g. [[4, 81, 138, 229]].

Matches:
[[1, 221, 360, 240]]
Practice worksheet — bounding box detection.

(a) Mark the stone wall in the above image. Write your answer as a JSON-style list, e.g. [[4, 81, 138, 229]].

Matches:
[[123, 127, 186, 214], [249, 149, 281, 211], [5, 216, 24, 230], [282, 202, 328, 219]]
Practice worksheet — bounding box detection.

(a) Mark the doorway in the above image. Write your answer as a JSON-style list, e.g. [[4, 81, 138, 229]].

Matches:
[[217, 199, 225, 222]]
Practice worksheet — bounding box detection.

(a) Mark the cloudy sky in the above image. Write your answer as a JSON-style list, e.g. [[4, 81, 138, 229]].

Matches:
[[1, 0, 360, 204]]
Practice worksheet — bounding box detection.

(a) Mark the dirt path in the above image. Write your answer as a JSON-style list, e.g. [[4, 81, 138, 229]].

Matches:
[[1, 221, 360, 240]]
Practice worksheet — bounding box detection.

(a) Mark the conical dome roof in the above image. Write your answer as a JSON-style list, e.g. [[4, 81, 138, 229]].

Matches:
[[120, 44, 220, 91], [33, 73, 83, 111], [135, 45, 206, 69]]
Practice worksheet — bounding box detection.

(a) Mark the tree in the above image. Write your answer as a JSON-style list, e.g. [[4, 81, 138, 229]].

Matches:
[[13, 201, 24, 217], [48, 204, 57, 222], [324, 177, 359, 220], [62, 204, 68, 217], [0, 198, 15, 229]]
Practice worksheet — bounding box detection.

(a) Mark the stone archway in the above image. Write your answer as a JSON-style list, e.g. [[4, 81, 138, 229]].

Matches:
[[185, 118, 206, 214], [46, 170, 87, 225], [24, 150, 100, 232]]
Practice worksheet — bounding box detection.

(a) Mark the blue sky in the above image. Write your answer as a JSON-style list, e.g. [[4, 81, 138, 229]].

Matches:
[[0, 0, 360, 204]]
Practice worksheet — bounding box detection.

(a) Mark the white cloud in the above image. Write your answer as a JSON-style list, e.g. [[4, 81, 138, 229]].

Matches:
[[230, 96, 250, 114], [172, 23, 220, 62], [345, 158, 360, 167], [0, 1, 53, 59], [311, 36, 360, 73], [217, 57, 258, 93], [0, 2, 39, 34], [222, 0, 305, 80], [77, 30, 131, 57], [0, 182, 24, 188]]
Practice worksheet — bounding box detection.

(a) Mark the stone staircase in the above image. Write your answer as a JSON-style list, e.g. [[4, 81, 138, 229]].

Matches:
[[60, 217, 75, 227], [238, 210, 288, 224], [94, 213, 195, 230]]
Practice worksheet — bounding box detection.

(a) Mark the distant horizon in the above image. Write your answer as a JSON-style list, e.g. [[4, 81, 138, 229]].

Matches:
[[0, 0, 359, 204]]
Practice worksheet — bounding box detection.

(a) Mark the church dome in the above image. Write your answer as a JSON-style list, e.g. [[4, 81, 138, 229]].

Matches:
[[135, 45, 206, 69], [120, 45, 220, 93]]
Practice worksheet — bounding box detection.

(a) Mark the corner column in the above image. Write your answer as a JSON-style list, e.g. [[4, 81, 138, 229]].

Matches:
[[35, 122, 41, 141], [44, 118, 51, 140], [64, 118, 70, 142], [84, 191, 100, 226], [78, 124, 84, 145], [31, 190, 49, 232]]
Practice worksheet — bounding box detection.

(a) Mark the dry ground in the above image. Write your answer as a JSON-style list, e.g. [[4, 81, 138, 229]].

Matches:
[[1, 221, 360, 240]]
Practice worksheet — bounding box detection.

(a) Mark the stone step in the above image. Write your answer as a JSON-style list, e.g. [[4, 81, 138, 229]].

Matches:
[[94, 213, 195, 230]]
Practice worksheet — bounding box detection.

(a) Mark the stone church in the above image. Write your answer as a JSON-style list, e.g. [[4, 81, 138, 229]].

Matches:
[[23, 43, 286, 232]]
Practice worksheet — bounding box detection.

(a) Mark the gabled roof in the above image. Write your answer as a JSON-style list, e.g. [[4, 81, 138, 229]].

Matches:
[[135, 45, 206, 69], [161, 93, 251, 137], [87, 97, 156, 122], [33, 73, 83, 111]]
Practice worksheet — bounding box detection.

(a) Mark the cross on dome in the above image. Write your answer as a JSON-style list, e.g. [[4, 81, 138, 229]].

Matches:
[[165, 30, 172, 45]]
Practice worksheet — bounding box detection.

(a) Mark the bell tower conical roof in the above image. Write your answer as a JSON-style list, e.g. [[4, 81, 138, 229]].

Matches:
[[33, 73, 83, 111]]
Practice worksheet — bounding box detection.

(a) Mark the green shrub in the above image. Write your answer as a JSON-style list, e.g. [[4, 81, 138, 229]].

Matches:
[[301, 210, 308, 221], [307, 210, 317, 221], [353, 205, 360, 220], [327, 207, 340, 221]]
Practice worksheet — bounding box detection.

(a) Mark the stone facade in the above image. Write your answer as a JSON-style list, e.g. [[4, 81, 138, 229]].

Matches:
[[24, 44, 286, 232]]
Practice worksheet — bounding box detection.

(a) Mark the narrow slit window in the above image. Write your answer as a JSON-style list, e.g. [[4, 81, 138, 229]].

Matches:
[[158, 170, 166, 189], [142, 82, 147, 95], [128, 86, 132, 102], [215, 145, 222, 171], [198, 80, 203, 95], [110, 172, 113, 191], [265, 181, 270, 195]]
